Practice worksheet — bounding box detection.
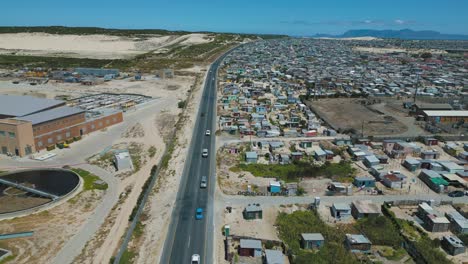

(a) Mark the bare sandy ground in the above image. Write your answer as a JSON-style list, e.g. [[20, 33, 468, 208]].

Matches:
[[0, 189, 104, 264], [353, 46, 447, 54], [0, 74, 194, 100], [134, 68, 208, 263], [0, 33, 213, 59], [62, 75, 195, 262]]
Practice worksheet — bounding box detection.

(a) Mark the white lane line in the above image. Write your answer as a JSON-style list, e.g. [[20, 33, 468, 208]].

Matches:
[[188, 235, 191, 249]]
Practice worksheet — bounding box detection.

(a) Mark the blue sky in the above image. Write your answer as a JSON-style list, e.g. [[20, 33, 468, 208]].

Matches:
[[2, 0, 467, 35]]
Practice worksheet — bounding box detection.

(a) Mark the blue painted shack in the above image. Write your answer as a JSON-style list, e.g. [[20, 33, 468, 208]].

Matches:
[[301, 233, 325, 249], [353, 176, 376, 188]]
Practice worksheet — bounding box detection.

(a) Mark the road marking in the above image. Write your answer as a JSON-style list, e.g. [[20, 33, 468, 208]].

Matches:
[[188, 235, 191, 249]]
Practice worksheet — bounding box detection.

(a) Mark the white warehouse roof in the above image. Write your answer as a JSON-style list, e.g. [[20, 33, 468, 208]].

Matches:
[[423, 110, 468, 117]]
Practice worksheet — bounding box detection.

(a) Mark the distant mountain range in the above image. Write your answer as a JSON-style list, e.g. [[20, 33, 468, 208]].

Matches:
[[313, 29, 468, 40]]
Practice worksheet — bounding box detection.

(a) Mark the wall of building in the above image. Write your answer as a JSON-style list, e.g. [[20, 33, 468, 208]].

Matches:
[[426, 116, 468, 124], [0, 120, 36, 156], [33, 113, 86, 136], [34, 112, 123, 150]]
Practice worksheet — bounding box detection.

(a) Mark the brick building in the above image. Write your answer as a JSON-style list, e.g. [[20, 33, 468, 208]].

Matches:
[[0, 95, 123, 156]]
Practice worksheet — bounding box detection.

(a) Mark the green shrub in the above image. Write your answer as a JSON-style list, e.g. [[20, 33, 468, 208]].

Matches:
[[177, 100, 186, 108], [355, 216, 402, 248], [276, 210, 359, 264], [238, 161, 356, 182]]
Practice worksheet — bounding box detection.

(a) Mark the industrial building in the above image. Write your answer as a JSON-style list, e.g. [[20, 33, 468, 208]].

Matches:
[[0, 95, 123, 157], [422, 110, 468, 124]]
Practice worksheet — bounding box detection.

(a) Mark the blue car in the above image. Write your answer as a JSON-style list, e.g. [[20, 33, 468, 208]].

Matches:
[[195, 208, 203, 220]]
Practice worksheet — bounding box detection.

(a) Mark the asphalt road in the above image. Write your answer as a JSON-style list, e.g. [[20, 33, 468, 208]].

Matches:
[[161, 55, 226, 264]]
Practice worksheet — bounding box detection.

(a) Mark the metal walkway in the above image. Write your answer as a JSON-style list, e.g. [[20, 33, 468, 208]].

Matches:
[[0, 178, 59, 200]]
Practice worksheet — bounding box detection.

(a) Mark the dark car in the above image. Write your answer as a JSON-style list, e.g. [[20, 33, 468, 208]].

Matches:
[[448, 191, 465, 197]]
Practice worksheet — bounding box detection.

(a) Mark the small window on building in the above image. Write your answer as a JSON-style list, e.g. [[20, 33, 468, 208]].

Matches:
[[8, 132, 15, 138], [0, 131, 5, 136], [106, 120, 110, 125], [57, 135, 62, 141], [66, 132, 70, 138], [99, 122, 103, 127], [48, 138, 53, 144], [38, 141, 43, 147], [25, 146, 32, 155], [91, 124, 95, 129], [113, 117, 117, 122]]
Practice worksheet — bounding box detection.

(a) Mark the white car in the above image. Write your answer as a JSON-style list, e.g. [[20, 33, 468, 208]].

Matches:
[[191, 254, 200, 264], [202, 148, 208, 158], [205, 130, 211, 136]]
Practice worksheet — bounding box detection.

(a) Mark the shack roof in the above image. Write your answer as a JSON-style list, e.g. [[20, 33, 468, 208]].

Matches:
[[416, 103, 453, 110], [265, 250, 284, 264], [244, 203, 262, 212], [301, 233, 324, 241], [240, 239, 262, 249], [333, 203, 351, 211], [355, 176, 375, 181], [405, 158, 421, 165], [346, 234, 371, 244], [365, 155, 379, 162], [0, 95, 65, 117], [439, 161, 464, 171], [352, 200, 381, 214], [421, 169, 442, 178], [443, 236, 465, 248], [245, 151, 258, 159]]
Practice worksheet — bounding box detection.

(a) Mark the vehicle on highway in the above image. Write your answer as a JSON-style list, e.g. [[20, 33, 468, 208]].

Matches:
[[200, 176, 207, 188], [202, 148, 208, 157], [448, 190, 466, 197], [191, 254, 200, 264], [195, 208, 203, 220], [205, 130, 211, 136]]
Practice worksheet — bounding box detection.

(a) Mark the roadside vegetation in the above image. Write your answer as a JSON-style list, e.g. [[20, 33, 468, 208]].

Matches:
[[71, 168, 108, 191], [277, 208, 418, 264], [235, 160, 356, 182], [0, 54, 130, 70], [276, 210, 359, 264], [147, 146, 157, 158], [382, 204, 452, 264]]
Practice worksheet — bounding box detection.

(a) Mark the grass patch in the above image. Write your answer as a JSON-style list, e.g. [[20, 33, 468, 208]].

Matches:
[[387, 247, 407, 261], [276, 210, 359, 264], [118, 249, 137, 264], [382, 204, 451, 264], [0, 54, 131, 70], [459, 233, 468, 245], [355, 216, 402, 248], [236, 161, 356, 182], [71, 168, 108, 191], [128, 143, 144, 172], [0, 255, 15, 264], [148, 146, 157, 158], [229, 166, 241, 173], [133, 221, 145, 239]]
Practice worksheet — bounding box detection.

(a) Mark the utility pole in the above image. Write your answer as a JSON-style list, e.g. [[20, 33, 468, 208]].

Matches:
[[314, 78, 318, 101], [361, 120, 364, 138], [413, 72, 420, 104]]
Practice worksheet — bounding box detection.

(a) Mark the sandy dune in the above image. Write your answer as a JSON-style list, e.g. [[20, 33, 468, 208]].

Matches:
[[0, 33, 213, 59]]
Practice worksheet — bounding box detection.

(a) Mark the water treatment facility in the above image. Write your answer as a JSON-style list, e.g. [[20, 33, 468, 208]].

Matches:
[[0, 94, 123, 157], [0, 169, 81, 216]]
